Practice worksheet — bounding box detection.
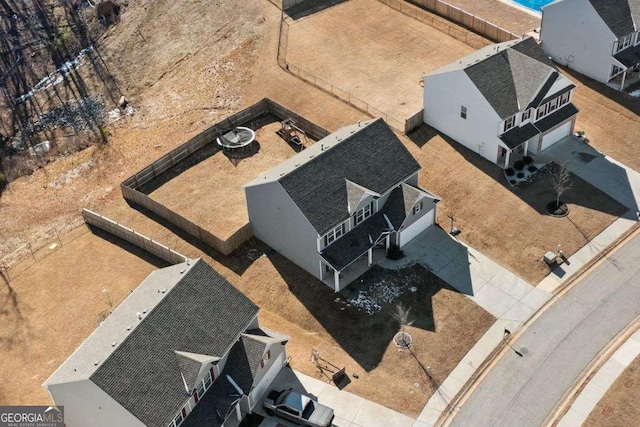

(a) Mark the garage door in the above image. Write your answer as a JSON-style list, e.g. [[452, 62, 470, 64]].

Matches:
[[399, 209, 435, 248], [540, 121, 572, 152], [249, 350, 286, 409]]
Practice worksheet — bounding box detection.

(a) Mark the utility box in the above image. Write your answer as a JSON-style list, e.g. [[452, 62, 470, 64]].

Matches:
[[543, 251, 557, 265]]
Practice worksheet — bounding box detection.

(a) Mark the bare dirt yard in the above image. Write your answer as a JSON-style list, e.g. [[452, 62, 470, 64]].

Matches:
[[286, 0, 475, 120], [143, 116, 308, 240], [405, 127, 627, 284], [0, 227, 165, 406], [584, 354, 640, 427]]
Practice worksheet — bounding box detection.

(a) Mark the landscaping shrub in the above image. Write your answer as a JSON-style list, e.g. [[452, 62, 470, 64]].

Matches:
[[523, 156, 533, 165], [516, 172, 525, 179], [0, 172, 5, 191], [386, 244, 404, 260], [528, 165, 537, 173], [509, 179, 517, 185], [505, 167, 515, 176], [514, 160, 525, 171]]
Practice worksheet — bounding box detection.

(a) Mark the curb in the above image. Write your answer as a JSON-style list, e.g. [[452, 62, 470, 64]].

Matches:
[[437, 219, 640, 426]]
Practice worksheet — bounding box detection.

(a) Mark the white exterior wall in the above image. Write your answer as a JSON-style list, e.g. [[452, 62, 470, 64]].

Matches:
[[424, 70, 503, 165], [245, 181, 322, 279], [248, 343, 287, 409], [47, 380, 145, 427], [541, 0, 617, 83]]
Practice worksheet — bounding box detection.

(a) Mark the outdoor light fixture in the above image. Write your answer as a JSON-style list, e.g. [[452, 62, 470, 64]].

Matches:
[[503, 328, 524, 357]]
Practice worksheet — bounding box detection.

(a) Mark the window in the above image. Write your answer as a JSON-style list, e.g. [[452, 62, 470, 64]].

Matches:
[[460, 105, 467, 119], [413, 201, 423, 215], [174, 412, 183, 427], [559, 92, 570, 107], [204, 371, 212, 389], [193, 390, 199, 404], [503, 115, 516, 133], [521, 109, 531, 121], [610, 64, 624, 79], [196, 380, 205, 399], [324, 222, 346, 246], [209, 367, 215, 381], [536, 104, 547, 119], [354, 203, 373, 226], [548, 98, 558, 113], [616, 33, 633, 52]]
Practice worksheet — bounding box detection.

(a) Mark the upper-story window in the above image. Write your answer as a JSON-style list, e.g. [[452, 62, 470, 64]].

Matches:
[[413, 201, 423, 215], [503, 115, 516, 133], [521, 109, 531, 122], [354, 202, 373, 226], [559, 91, 570, 107], [324, 223, 346, 246], [535, 90, 571, 121], [460, 106, 467, 119], [615, 33, 633, 53]]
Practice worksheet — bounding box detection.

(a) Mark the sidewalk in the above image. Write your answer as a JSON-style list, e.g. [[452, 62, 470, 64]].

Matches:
[[558, 329, 640, 426], [410, 139, 640, 426], [263, 367, 415, 427]]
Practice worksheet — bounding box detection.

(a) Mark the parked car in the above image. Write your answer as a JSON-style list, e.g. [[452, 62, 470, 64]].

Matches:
[[263, 388, 334, 427]]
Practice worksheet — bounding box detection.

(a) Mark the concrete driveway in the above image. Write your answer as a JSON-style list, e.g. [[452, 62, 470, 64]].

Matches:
[[536, 135, 640, 211], [257, 367, 415, 427], [378, 226, 550, 322]]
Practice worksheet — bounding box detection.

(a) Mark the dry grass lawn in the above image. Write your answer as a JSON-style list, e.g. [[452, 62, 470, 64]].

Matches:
[[143, 116, 308, 240], [0, 227, 165, 405], [286, 0, 475, 119], [565, 67, 640, 173], [584, 354, 640, 427], [405, 127, 627, 284]]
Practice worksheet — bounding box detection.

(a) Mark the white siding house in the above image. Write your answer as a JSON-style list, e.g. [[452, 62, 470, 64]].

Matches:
[[44, 260, 289, 427], [244, 119, 440, 292], [541, 0, 640, 90], [423, 37, 579, 168]]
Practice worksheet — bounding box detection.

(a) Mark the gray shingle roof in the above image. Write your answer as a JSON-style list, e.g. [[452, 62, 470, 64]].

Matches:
[[90, 259, 259, 427], [279, 119, 420, 235], [499, 123, 540, 149], [587, 0, 640, 37], [534, 103, 579, 133], [614, 43, 640, 66], [464, 38, 556, 119]]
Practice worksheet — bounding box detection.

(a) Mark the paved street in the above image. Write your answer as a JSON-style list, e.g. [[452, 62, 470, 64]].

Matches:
[[449, 230, 640, 427]]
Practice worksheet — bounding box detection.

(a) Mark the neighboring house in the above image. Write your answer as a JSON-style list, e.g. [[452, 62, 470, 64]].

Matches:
[[244, 118, 440, 292], [541, 0, 640, 90], [44, 259, 289, 427], [423, 37, 579, 168]]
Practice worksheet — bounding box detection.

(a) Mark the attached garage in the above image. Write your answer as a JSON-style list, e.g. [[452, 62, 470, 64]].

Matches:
[[398, 208, 435, 248], [539, 120, 572, 152]]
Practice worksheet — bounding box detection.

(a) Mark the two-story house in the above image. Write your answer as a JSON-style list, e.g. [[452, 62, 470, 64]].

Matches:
[[244, 119, 440, 292], [423, 37, 579, 168], [541, 0, 640, 90], [43, 259, 289, 427]]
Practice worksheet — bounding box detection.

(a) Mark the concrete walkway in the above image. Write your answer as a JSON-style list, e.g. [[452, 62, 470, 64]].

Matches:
[[558, 328, 640, 426], [262, 367, 414, 427]]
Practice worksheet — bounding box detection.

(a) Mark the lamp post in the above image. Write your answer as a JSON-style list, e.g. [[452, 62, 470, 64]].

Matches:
[[503, 328, 524, 357]]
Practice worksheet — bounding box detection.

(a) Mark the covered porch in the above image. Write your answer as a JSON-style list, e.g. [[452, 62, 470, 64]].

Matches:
[[321, 247, 387, 291], [609, 47, 640, 91], [497, 123, 538, 168]]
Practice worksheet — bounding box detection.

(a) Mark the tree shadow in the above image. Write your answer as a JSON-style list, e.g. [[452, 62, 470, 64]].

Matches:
[[268, 250, 452, 371]]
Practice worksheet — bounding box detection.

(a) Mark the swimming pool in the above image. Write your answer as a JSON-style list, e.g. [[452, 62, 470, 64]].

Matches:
[[511, 0, 555, 12]]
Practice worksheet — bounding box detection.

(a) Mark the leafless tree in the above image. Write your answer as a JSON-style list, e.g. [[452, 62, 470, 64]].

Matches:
[[392, 303, 414, 346], [552, 163, 573, 208]]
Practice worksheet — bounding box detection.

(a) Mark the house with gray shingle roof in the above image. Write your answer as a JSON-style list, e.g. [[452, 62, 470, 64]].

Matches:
[[243, 118, 440, 291], [423, 37, 578, 169], [43, 259, 289, 427], [541, 0, 640, 90]]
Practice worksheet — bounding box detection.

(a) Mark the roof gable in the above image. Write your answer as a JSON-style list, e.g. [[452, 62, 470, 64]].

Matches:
[[463, 38, 557, 119], [587, 0, 638, 37], [174, 351, 220, 391], [279, 119, 420, 234], [89, 260, 259, 427]]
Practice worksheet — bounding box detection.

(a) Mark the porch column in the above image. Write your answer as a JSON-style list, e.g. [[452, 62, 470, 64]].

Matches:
[[523, 140, 529, 155], [235, 402, 242, 420], [621, 70, 627, 91], [386, 234, 391, 249], [368, 248, 373, 266], [505, 149, 511, 168], [334, 269, 340, 292]]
